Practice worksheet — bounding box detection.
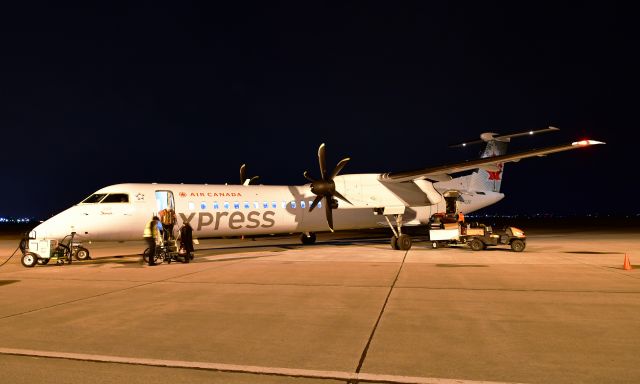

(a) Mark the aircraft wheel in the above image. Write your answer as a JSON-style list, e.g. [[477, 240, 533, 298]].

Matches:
[[21, 252, 37, 268], [397, 234, 412, 251], [510, 239, 526, 252], [469, 238, 484, 251], [390, 236, 399, 250], [37, 258, 50, 265], [74, 247, 90, 260], [300, 232, 317, 245]]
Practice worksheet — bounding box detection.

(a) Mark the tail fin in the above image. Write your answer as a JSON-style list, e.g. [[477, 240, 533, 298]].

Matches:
[[471, 133, 508, 192], [453, 127, 560, 193]]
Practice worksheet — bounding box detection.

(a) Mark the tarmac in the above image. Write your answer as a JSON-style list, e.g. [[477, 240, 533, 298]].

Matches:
[[0, 226, 638, 384]]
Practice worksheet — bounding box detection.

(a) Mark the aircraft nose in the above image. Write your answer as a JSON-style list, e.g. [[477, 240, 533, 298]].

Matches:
[[31, 220, 59, 240], [32, 213, 75, 240]]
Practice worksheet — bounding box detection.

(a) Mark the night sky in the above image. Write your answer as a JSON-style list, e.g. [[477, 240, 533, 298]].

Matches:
[[1, 2, 636, 218]]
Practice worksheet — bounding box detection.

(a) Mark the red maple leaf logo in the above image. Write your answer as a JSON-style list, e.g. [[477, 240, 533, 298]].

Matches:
[[487, 163, 503, 180], [179, 192, 187, 198]]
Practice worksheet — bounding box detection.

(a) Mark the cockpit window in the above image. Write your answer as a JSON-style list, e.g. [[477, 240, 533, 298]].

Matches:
[[81, 193, 107, 204], [102, 193, 129, 203]]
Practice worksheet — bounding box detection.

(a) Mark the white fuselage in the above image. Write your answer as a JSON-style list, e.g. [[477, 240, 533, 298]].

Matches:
[[30, 174, 504, 243]]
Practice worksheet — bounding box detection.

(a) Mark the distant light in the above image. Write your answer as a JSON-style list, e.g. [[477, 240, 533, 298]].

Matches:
[[0, 217, 35, 223], [572, 139, 605, 146], [529, 131, 533, 135], [462, 143, 466, 147]]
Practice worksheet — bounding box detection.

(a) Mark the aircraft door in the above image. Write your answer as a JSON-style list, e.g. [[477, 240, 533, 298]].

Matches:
[[155, 190, 175, 213], [443, 190, 461, 214]]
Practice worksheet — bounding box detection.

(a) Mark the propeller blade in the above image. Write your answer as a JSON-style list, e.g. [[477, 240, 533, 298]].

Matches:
[[324, 196, 334, 231], [330, 157, 350, 179], [303, 171, 315, 183], [332, 190, 352, 206], [318, 143, 328, 181], [306, 143, 350, 231], [240, 164, 247, 184], [309, 195, 323, 212]]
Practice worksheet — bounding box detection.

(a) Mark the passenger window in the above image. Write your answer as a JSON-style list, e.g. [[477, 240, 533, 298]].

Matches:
[[188, 202, 195, 210], [223, 202, 230, 210], [263, 201, 269, 209], [200, 202, 207, 210], [244, 201, 250, 209], [317, 201, 322, 208], [101, 193, 129, 203], [213, 202, 219, 210], [300, 201, 306, 209], [233, 202, 240, 210], [254, 202, 260, 209], [290, 201, 296, 209], [281, 201, 287, 209], [272, 201, 277, 209]]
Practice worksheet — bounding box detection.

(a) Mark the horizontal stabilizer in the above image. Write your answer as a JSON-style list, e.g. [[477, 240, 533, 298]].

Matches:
[[449, 126, 560, 148]]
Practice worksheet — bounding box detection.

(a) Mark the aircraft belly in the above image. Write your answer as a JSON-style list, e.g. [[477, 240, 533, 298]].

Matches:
[[298, 207, 384, 232]]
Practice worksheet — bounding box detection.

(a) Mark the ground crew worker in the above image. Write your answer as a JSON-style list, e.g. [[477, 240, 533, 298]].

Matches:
[[159, 208, 177, 241], [458, 211, 465, 223], [143, 215, 161, 266], [178, 222, 194, 262]]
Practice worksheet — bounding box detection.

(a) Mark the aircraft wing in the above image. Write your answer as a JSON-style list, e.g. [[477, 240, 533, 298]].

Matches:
[[378, 140, 605, 183]]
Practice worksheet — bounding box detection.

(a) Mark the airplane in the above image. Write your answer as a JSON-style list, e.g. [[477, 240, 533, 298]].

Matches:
[[20, 127, 604, 267]]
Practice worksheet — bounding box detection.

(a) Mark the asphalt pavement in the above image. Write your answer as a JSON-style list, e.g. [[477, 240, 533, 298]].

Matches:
[[0, 229, 638, 384]]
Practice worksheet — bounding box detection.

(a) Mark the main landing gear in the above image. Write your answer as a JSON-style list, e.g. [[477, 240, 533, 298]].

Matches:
[[300, 232, 317, 245], [385, 214, 412, 251]]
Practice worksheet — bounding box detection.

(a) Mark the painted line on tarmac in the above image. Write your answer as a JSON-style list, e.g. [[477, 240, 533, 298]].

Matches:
[[354, 249, 409, 375], [0, 347, 525, 384]]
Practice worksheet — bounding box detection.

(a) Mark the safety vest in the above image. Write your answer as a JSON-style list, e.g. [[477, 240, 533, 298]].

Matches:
[[143, 220, 159, 238], [160, 210, 175, 225]]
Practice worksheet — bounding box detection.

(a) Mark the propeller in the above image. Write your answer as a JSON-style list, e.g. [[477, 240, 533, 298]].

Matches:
[[303, 143, 352, 231], [240, 164, 260, 186]]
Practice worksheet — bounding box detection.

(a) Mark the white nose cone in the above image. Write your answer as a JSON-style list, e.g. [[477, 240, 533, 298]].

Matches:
[[31, 207, 80, 241]]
